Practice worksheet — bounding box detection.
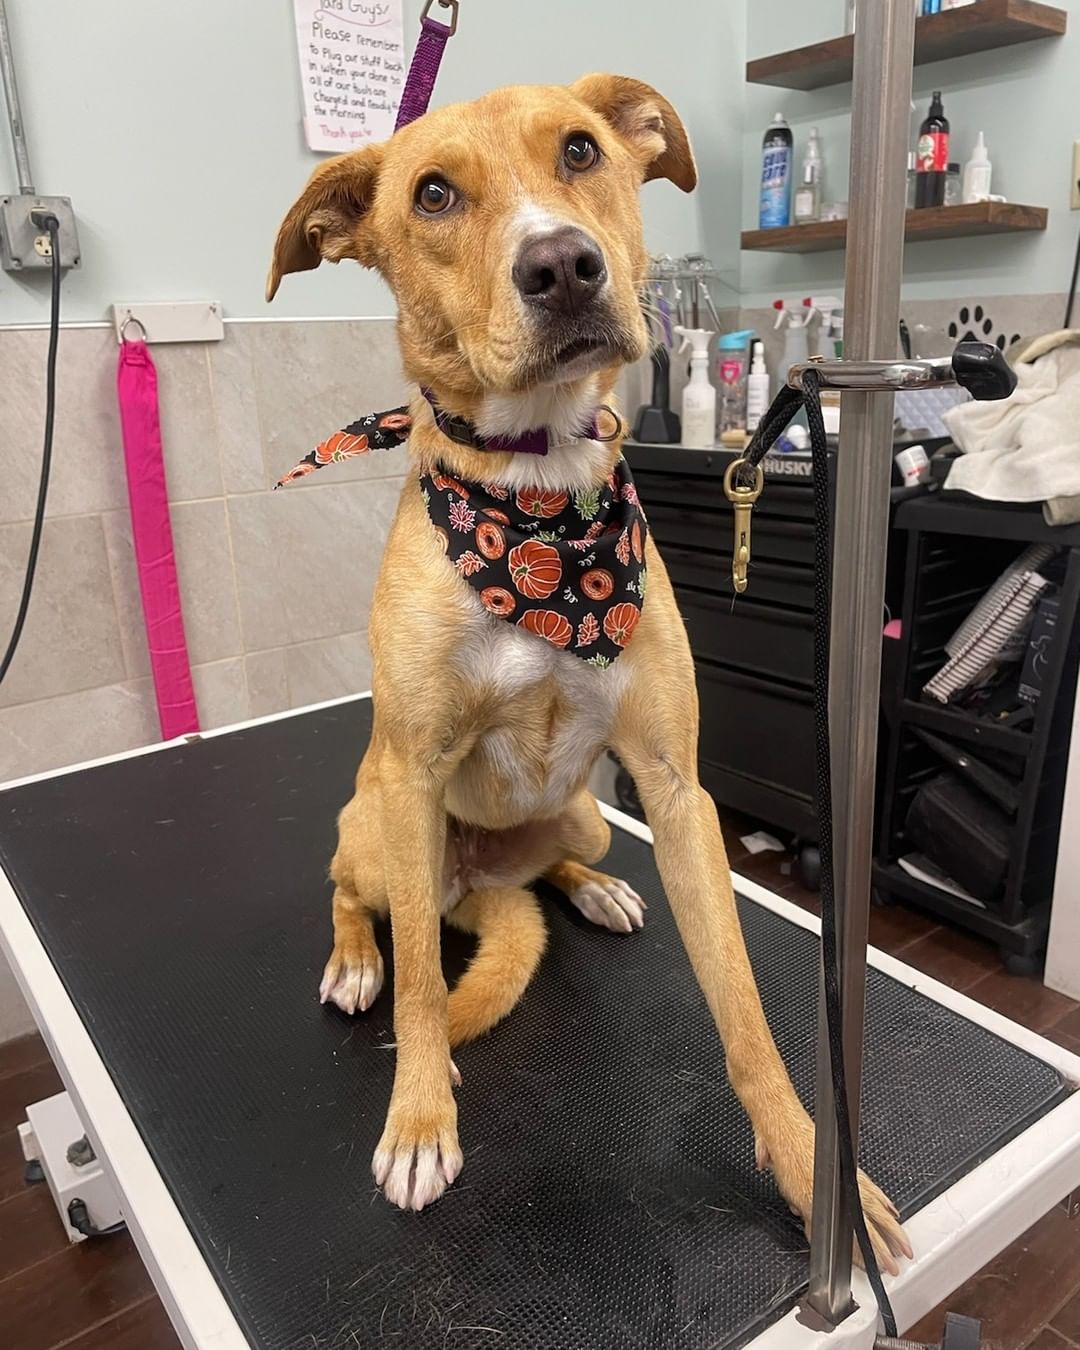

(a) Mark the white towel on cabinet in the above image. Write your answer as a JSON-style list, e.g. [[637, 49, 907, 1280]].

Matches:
[[943, 330, 1080, 506]]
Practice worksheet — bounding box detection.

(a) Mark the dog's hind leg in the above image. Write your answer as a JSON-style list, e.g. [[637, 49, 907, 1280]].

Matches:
[[445, 887, 547, 1046], [320, 885, 386, 1014], [544, 790, 647, 934]]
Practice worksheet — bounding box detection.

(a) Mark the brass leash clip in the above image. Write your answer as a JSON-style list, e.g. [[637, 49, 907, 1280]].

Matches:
[[722, 458, 764, 594]]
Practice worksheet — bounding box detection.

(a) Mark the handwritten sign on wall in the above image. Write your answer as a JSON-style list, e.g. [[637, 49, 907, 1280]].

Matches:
[[292, 1, 405, 153]]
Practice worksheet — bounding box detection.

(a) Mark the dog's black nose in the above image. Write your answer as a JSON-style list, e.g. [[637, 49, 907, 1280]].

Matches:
[[512, 227, 607, 316]]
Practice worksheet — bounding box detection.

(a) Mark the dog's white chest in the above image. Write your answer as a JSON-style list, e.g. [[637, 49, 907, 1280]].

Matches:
[[449, 606, 628, 822]]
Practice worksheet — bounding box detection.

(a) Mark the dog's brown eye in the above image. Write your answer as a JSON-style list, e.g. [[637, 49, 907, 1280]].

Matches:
[[564, 134, 600, 173], [415, 177, 456, 215]]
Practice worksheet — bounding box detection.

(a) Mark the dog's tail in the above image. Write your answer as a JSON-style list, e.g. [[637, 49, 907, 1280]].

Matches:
[[445, 887, 547, 1047]]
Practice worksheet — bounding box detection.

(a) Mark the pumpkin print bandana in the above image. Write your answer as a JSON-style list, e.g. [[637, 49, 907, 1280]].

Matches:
[[278, 406, 647, 665], [275, 407, 412, 487], [421, 459, 647, 666]]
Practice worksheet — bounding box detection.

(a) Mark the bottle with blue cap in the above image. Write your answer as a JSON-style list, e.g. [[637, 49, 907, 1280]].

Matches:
[[716, 328, 755, 437]]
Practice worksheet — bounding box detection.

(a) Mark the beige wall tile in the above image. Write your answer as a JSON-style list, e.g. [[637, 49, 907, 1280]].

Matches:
[[898, 293, 1069, 357], [244, 648, 290, 718], [121, 658, 249, 738], [0, 514, 125, 710], [283, 631, 371, 708], [0, 329, 226, 527], [210, 323, 267, 495], [0, 327, 127, 525], [251, 319, 410, 487], [0, 678, 158, 782], [227, 477, 403, 651], [190, 657, 249, 729], [154, 343, 223, 502], [102, 499, 242, 678]]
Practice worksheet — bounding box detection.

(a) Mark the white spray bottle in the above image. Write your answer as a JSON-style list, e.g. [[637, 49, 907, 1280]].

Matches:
[[674, 326, 717, 449], [803, 295, 843, 357], [773, 300, 813, 383]]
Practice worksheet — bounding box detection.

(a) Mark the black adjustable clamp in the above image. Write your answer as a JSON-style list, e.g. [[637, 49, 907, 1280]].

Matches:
[[875, 1311, 983, 1350]]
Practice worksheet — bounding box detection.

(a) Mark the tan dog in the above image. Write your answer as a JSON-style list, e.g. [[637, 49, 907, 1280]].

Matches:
[[269, 75, 910, 1274]]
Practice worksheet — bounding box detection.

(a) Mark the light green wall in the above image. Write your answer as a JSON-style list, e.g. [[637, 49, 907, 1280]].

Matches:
[[3, 1, 1070, 325], [0, 0, 742, 324], [740, 0, 1080, 308]]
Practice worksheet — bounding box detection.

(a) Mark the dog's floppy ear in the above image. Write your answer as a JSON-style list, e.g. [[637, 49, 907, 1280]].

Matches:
[[266, 144, 385, 301], [569, 74, 697, 192]]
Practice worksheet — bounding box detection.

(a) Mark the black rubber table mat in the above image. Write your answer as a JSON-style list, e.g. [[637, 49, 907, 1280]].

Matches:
[[0, 701, 1066, 1350]]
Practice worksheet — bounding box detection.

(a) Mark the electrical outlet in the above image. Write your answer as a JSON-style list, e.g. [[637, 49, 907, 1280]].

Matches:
[[1072, 141, 1080, 210], [0, 195, 81, 271]]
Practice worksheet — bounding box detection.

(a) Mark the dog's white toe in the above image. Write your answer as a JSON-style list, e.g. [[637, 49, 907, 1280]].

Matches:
[[319, 949, 384, 1014], [373, 1136, 463, 1211], [571, 876, 646, 933]]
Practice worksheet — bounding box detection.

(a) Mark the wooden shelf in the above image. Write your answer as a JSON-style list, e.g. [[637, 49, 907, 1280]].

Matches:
[[746, 0, 1066, 91], [741, 201, 1048, 253]]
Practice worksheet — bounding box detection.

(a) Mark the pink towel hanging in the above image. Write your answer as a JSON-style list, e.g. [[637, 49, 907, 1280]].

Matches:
[[116, 334, 200, 740]]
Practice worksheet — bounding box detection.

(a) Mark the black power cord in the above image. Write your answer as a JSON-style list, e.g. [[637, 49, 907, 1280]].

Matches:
[[0, 211, 63, 687], [1066, 182, 1080, 330], [67, 1197, 126, 1238], [739, 380, 899, 1337]]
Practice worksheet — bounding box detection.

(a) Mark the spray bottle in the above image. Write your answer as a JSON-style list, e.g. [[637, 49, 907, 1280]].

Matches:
[[773, 301, 814, 384], [793, 127, 824, 224], [803, 296, 843, 357], [802, 296, 845, 434], [674, 326, 717, 449]]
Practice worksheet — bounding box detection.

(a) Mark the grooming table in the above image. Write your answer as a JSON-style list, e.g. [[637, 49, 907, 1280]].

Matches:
[[1, 696, 1078, 1350]]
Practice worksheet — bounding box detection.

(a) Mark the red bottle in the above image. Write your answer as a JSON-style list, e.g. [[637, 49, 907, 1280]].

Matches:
[[915, 91, 950, 209]]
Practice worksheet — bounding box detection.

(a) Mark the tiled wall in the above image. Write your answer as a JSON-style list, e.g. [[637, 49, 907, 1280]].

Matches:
[[9, 293, 1059, 788], [0, 316, 414, 1039], [0, 318, 409, 786]]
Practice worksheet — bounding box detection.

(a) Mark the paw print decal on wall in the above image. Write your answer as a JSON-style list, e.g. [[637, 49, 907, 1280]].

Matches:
[[947, 303, 1021, 353]]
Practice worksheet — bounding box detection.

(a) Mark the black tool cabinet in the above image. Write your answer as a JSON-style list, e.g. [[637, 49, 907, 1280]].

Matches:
[[624, 442, 828, 865], [873, 494, 1080, 971], [626, 446, 1080, 968]]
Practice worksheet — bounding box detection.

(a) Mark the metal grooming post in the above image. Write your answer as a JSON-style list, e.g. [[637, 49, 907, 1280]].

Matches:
[[806, 0, 916, 1324], [0, 0, 34, 194]]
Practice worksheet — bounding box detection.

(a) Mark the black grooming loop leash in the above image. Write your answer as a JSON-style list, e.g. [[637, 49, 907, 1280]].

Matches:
[[726, 371, 901, 1334]]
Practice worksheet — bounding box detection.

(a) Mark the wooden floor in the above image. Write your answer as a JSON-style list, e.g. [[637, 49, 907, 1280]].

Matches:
[[1, 818, 1078, 1349]]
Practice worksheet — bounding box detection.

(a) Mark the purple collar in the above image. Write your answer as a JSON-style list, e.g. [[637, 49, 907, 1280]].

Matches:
[[420, 388, 620, 457]]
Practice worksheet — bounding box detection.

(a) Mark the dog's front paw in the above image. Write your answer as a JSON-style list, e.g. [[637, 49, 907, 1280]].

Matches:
[[319, 941, 384, 1014], [571, 875, 646, 933], [756, 1121, 912, 1277], [372, 1093, 463, 1212]]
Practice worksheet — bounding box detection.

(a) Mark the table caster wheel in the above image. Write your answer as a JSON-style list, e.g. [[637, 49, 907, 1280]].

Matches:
[[1002, 949, 1041, 978], [797, 844, 820, 892]]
